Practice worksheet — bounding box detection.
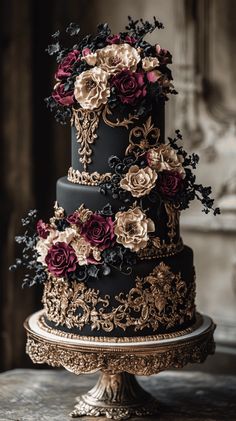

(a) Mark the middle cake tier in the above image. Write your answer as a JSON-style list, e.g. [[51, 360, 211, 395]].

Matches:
[[57, 176, 182, 257]]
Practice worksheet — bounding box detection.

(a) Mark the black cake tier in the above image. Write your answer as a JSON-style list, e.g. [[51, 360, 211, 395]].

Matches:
[[44, 100, 196, 340], [42, 245, 196, 339], [71, 100, 165, 173]]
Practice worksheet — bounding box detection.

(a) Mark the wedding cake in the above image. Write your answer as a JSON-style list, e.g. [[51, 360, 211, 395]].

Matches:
[[12, 18, 219, 341]]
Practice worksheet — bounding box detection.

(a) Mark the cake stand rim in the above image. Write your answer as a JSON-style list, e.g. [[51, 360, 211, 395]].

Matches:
[[24, 309, 216, 353]]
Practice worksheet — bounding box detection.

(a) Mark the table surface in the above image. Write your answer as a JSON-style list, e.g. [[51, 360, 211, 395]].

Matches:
[[0, 369, 236, 421]]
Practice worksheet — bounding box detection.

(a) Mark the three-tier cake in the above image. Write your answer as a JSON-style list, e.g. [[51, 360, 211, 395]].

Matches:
[[12, 18, 219, 342]]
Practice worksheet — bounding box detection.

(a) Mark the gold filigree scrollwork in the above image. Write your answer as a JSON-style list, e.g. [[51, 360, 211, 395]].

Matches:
[[67, 167, 112, 186], [165, 203, 180, 243], [126, 116, 161, 156], [42, 263, 196, 333], [71, 107, 102, 171], [102, 105, 138, 129]]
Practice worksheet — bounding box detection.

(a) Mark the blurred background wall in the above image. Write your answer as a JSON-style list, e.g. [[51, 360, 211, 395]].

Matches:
[[0, 0, 236, 371]]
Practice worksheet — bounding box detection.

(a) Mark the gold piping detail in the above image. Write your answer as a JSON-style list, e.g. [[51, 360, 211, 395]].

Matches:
[[138, 237, 184, 260], [67, 167, 112, 186]]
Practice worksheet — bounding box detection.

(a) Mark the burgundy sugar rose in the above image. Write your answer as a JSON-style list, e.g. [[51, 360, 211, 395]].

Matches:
[[124, 35, 137, 45], [157, 170, 184, 198], [82, 47, 92, 56], [155, 44, 172, 65], [52, 83, 74, 106], [147, 70, 162, 83], [45, 242, 77, 278], [81, 214, 115, 251], [111, 70, 147, 105], [36, 219, 50, 239], [106, 34, 121, 44], [55, 50, 80, 80], [66, 211, 81, 226]]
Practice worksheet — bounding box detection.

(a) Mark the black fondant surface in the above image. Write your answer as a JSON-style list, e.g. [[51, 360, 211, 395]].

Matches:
[[57, 176, 180, 243], [47, 100, 194, 340], [44, 245, 196, 338], [71, 101, 165, 173]]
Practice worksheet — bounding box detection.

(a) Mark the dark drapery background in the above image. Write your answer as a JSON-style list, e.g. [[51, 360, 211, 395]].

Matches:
[[0, 0, 99, 371]]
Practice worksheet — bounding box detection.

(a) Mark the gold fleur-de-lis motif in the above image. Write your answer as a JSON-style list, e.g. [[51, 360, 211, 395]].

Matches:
[[126, 116, 161, 156]]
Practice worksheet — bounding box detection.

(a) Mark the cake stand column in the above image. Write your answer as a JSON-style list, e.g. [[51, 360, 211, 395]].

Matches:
[[70, 371, 159, 420]]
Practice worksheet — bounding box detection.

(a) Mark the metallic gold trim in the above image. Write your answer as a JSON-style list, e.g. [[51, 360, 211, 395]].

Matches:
[[67, 167, 112, 186], [126, 116, 161, 156], [102, 105, 138, 129], [24, 314, 216, 376], [138, 237, 184, 260], [42, 263, 196, 333], [38, 313, 202, 343], [71, 107, 102, 171]]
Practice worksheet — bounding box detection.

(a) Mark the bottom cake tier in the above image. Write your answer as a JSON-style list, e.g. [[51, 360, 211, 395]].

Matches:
[[42, 245, 196, 340]]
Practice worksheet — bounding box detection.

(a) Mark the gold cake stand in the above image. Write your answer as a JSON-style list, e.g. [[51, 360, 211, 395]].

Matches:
[[24, 310, 215, 420]]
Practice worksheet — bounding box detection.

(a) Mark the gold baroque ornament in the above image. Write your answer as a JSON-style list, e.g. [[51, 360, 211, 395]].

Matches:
[[125, 116, 161, 156], [42, 262, 196, 333], [102, 105, 138, 129], [67, 167, 112, 186], [71, 107, 102, 171]]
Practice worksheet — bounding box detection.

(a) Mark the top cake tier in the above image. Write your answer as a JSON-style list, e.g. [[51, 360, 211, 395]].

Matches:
[[70, 101, 165, 174]]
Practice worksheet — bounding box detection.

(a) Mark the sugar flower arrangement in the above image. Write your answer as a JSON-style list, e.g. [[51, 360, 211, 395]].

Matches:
[[10, 203, 155, 287], [101, 130, 221, 214], [45, 17, 176, 124]]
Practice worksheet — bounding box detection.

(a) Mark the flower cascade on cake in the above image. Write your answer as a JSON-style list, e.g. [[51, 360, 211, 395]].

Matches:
[[45, 18, 175, 123], [10, 17, 220, 290]]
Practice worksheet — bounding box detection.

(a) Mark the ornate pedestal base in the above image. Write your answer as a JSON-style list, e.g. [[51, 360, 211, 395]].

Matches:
[[24, 310, 215, 420], [71, 372, 158, 419]]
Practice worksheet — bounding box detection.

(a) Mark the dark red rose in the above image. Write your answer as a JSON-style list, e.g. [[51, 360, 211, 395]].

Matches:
[[124, 35, 137, 45], [52, 83, 74, 106], [66, 211, 81, 226], [157, 170, 184, 198], [82, 47, 92, 56], [106, 34, 121, 44], [36, 220, 50, 239], [45, 242, 77, 277], [147, 70, 161, 83], [81, 214, 115, 251], [55, 50, 80, 80], [155, 44, 172, 65], [111, 70, 147, 105]]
